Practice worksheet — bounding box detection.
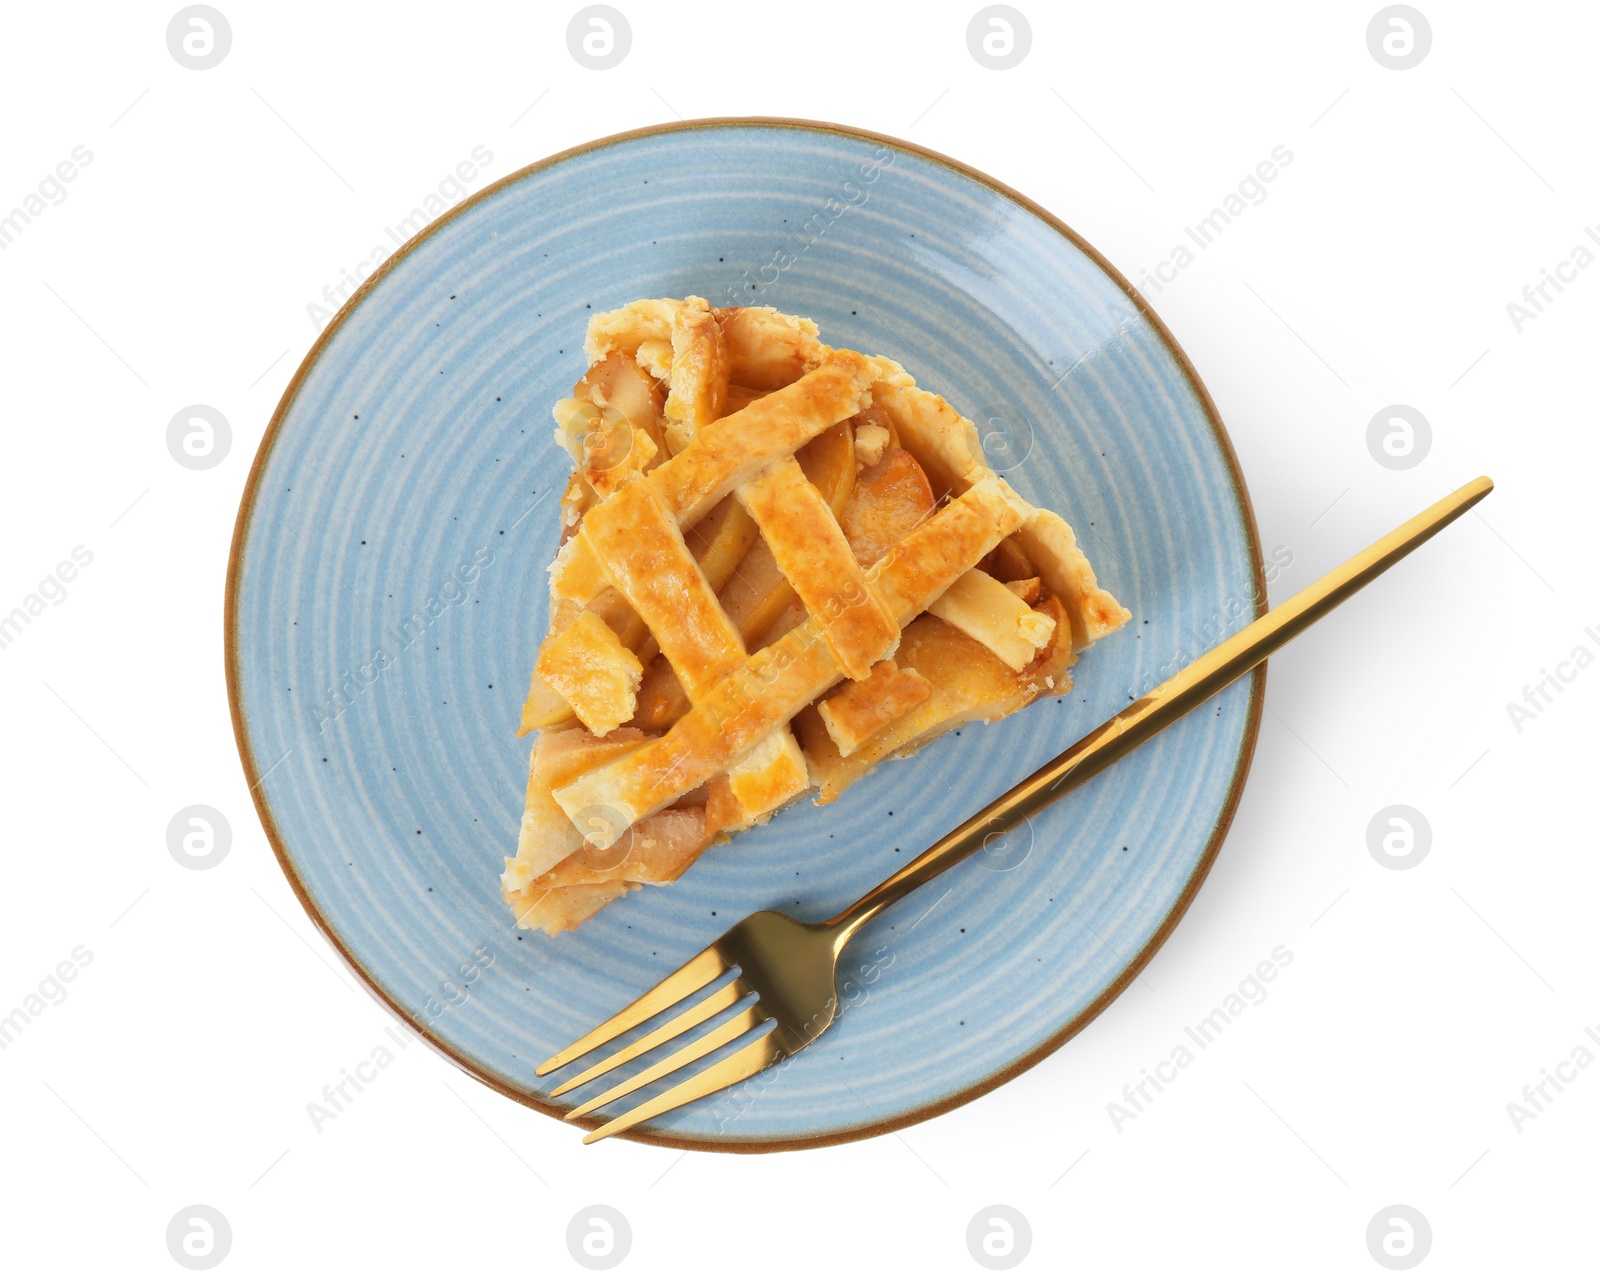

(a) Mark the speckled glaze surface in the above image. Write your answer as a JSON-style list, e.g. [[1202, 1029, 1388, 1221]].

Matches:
[[227, 119, 1264, 1150]]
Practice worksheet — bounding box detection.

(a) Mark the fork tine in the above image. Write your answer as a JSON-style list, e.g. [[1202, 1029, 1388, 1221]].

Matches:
[[582, 1032, 787, 1144], [565, 1005, 769, 1121], [536, 947, 730, 1076], [550, 979, 753, 1098]]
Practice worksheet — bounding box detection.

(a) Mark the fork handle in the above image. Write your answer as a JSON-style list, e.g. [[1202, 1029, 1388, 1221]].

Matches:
[[824, 475, 1494, 942]]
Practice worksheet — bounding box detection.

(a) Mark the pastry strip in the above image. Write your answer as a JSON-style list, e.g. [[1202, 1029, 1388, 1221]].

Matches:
[[581, 481, 747, 704], [734, 457, 899, 681]]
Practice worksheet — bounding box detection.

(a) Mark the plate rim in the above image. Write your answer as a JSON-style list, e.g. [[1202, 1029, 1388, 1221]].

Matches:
[[224, 115, 1266, 1153]]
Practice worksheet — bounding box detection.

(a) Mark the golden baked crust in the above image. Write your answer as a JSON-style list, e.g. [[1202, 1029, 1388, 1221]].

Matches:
[[501, 299, 1129, 933]]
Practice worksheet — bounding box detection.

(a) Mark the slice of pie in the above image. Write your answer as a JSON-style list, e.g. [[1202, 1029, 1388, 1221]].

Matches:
[[502, 297, 1129, 934]]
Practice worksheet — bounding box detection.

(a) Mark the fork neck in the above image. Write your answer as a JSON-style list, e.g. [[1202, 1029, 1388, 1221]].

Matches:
[[820, 799, 1046, 946]]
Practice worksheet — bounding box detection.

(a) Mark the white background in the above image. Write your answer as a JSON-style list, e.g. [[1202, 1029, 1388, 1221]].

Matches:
[[1, 1, 1594, 1271]]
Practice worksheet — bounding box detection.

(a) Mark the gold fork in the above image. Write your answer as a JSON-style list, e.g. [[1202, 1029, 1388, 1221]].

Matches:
[[538, 476, 1494, 1142]]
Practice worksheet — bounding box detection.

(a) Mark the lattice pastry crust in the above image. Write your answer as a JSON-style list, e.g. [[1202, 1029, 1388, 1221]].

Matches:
[[502, 298, 1130, 934]]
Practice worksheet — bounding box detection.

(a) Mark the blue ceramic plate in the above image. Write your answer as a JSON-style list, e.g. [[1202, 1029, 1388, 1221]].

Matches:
[[228, 119, 1263, 1150]]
